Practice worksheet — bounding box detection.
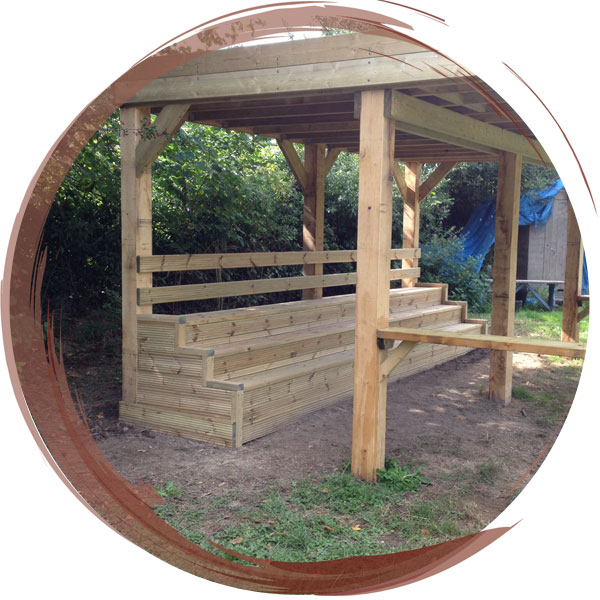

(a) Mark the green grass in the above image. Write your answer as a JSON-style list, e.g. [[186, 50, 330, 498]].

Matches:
[[153, 462, 482, 564], [512, 386, 534, 401], [514, 306, 588, 343], [517, 389, 567, 426], [477, 458, 504, 485], [512, 383, 571, 426], [156, 481, 184, 500], [470, 305, 588, 344]]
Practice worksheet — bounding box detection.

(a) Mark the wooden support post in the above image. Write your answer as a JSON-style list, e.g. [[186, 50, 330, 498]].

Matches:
[[302, 144, 327, 300], [562, 200, 583, 342], [121, 107, 153, 405], [278, 140, 334, 300], [352, 89, 395, 482], [402, 162, 422, 287], [489, 151, 522, 405]]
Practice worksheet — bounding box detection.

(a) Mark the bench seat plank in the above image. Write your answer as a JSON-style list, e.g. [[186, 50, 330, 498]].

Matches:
[[377, 326, 586, 358]]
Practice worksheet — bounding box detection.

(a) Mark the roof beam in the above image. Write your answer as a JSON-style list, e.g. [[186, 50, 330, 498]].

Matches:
[[385, 90, 551, 167], [157, 33, 425, 78], [120, 51, 461, 106]]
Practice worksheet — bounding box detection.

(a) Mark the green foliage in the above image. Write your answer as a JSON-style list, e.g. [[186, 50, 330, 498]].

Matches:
[[41, 113, 306, 317], [419, 233, 491, 312], [376, 458, 431, 492], [41, 116, 122, 316], [324, 152, 406, 251], [156, 481, 184, 500], [440, 162, 559, 230]]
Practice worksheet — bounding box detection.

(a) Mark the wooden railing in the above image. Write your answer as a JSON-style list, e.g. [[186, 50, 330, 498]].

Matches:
[[137, 248, 420, 306], [137, 248, 419, 272]]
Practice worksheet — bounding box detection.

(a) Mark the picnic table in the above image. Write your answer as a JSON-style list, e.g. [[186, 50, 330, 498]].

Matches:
[[487, 279, 563, 311]]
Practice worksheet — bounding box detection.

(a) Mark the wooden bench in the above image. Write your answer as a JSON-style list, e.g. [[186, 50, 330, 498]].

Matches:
[[122, 283, 486, 447]]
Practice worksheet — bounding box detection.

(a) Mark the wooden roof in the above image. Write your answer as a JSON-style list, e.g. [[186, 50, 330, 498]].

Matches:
[[124, 32, 550, 166]]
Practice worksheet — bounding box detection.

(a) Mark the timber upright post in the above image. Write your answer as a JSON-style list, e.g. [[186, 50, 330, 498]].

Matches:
[[121, 107, 153, 406], [351, 90, 395, 482], [561, 201, 583, 342], [489, 151, 522, 405], [277, 140, 330, 300], [302, 144, 327, 300], [402, 162, 422, 287]]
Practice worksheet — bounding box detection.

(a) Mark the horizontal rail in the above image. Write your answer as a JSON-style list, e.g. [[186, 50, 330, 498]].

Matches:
[[376, 326, 586, 359], [138, 268, 420, 305], [138, 248, 420, 273]]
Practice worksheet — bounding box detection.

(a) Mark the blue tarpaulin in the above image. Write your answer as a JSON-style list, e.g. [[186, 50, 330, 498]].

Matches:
[[457, 179, 589, 294]]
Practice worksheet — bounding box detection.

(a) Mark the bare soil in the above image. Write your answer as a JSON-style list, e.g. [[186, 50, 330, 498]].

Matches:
[[72, 347, 582, 528]]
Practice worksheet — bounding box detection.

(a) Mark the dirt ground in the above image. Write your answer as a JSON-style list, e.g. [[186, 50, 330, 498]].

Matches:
[[77, 347, 581, 528]]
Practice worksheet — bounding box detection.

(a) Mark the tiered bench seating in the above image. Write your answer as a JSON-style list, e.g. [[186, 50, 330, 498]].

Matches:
[[121, 284, 486, 447]]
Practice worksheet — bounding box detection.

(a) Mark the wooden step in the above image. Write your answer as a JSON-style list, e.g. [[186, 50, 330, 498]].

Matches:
[[235, 320, 482, 392], [125, 284, 488, 448], [238, 320, 485, 443], [182, 286, 443, 346], [209, 303, 463, 379]]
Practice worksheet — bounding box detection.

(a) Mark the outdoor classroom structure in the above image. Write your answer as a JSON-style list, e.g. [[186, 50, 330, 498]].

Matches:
[[117, 32, 588, 482]]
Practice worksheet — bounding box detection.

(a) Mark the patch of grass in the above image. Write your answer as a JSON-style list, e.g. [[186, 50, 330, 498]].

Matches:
[[512, 386, 534, 401], [514, 306, 588, 344], [476, 305, 588, 344], [376, 458, 431, 492], [437, 467, 477, 496], [530, 392, 566, 426], [156, 481, 184, 500], [516, 388, 568, 426], [477, 459, 504, 485], [153, 461, 482, 563]]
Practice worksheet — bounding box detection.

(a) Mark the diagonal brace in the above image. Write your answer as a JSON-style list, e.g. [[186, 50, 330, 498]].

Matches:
[[135, 103, 191, 175], [380, 341, 419, 378]]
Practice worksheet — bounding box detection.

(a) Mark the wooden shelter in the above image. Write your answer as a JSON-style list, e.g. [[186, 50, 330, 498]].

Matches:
[[119, 32, 587, 482]]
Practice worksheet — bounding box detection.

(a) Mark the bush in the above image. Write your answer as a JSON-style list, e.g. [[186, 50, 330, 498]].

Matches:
[[419, 233, 490, 312]]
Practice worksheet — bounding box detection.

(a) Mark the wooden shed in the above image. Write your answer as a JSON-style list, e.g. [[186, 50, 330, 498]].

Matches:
[[116, 31, 586, 482], [517, 187, 569, 282]]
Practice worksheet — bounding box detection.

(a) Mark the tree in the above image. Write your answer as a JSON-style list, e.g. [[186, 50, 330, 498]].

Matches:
[[440, 161, 558, 231]]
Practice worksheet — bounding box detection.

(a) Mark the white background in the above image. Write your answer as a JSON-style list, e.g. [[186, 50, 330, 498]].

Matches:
[[1, 1, 597, 598]]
